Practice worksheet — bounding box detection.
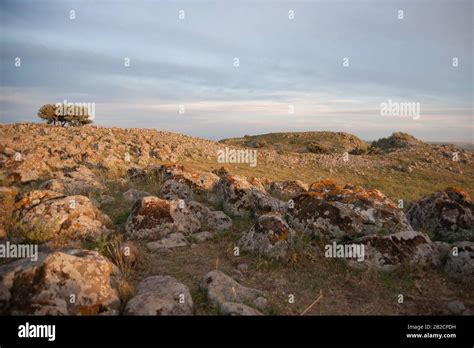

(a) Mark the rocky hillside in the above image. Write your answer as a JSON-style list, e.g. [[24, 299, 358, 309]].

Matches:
[[220, 131, 369, 154], [0, 123, 473, 316], [370, 132, 427, 153]]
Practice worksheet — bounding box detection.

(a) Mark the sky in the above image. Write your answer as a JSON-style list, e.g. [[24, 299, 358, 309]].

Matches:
[[1, 0, 472, 142]]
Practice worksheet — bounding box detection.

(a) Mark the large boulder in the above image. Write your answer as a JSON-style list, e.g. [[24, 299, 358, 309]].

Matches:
[[124, 275, 193, 315], [444, 242, 474, 281], [407, 188, 474, 242], [201, 271, 266, 315], [216, 174, 286, 217], [348, 230, 440, 272], [287, 180, 412, 240], [0, 249, 121, 315], [125, 196, 200, 240], [239, 213, 295, 259], [15, 190, 110, 246]]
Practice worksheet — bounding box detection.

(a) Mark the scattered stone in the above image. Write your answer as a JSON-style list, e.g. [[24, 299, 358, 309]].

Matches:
[[124, 275, 193, 315], [146, 233, 188, 252], [201, 271, 265, 315]]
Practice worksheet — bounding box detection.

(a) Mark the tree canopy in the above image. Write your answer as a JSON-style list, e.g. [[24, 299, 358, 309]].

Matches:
[[37, 103, 93, 126]]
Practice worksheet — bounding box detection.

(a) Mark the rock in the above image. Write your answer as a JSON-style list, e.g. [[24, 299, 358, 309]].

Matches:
[[237, 263, 249, 274], [447, 300, 466, 315], [268, 180, 309, 199], [187, 201, 232, 232], [207, 211, 233, 232], [125, 196, 200, 240], [159, 179, 194, 201], [41, 166, 106, 195], [217, 302, 263, 316], [0, 249, 121, 315], [157, 164, 220, 193], [16, 191, 110, 247], [407, 187, 474, 242], [123, 189, 150, 203], [433, 241, 451, 264], [444, 241, 474, 281], [124, 275, 193, 315], [201, 271, 264, 315], [348, 230, 440, 272], [146, 233, 188, 252], [288, 180, 412, 240], [126, 167, 146, 180], [216, 174, 286, 217], [8, 169, 39, 183], [192, 231, 214, 243], [239, 213, 295, 259]]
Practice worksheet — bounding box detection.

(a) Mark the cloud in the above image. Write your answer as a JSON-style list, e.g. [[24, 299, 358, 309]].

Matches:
[[0, 0, 472, 142]]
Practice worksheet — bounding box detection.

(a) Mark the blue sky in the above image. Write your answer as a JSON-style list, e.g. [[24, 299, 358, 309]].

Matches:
[[1, 0, 472, 141]]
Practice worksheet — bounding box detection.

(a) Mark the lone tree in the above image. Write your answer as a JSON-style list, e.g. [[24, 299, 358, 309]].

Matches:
[[37, 104, 58, 125], [37, 104, 93, 126]]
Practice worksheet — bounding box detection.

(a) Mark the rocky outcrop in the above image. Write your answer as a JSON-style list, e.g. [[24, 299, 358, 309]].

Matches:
[[216, 174, 286, 217], [288, 179, 412, 240], [0, 249, 121, 315], [124, 275, 193, 315], [201, 271, 266, 315], [125, 196, 200, 240], [407, 188, 474, 242], [239, 213, 295, 259], [347, 230, 440, 272], [15, 190, 110, 246]]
